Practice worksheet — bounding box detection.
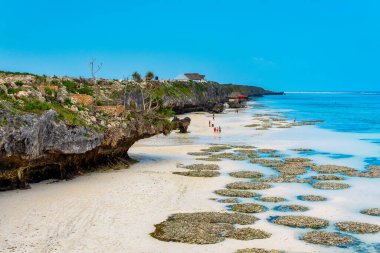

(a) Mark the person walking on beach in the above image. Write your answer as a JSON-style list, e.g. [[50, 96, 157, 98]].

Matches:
[[213, 127, 216, 133], [219, 126, 221, 133], [209, 120, 211, 127], [213, 113, 215, 120], [236, 109, 238, 114]]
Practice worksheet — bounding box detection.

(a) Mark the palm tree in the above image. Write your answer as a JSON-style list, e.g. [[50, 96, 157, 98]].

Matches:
[[132, 71, 142, 82], [145, 71, 154, 81]]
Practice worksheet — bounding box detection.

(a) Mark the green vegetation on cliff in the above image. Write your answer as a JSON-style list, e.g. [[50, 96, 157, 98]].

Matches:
[[0, 70, 277, 131]]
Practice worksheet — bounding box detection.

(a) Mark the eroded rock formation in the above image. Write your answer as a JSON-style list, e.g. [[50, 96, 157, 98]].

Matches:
[[0, 110, 170, 190], [171, 116, 191, 133]]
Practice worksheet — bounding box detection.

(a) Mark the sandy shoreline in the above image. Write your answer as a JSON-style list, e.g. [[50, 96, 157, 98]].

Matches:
[[1, 106, 379, 253]]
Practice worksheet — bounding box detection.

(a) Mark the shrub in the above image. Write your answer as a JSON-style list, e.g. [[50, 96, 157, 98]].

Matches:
[[0, 118, 8, 126], [50, 79, 60, 86], [132, 72, 142, 82], [78, 85, 94, 95], [50, 103, 91, 129], [44, 87, 55, 96], [145, 71, 154, 81], [23, 99, 51, 112], [62, 80, 78, 93], [35, 75, 47, 84], [77, 104, 85, 111], [15, 81, 24, 87], [7, 88, 16, 94], [64, 98, 72, 105], [159, 107, 175, 118]]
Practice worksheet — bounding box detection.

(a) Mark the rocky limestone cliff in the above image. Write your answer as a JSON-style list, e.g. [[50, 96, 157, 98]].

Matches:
[[164, 82, 282, 113], [0, 71, 282, 190], [222, 84, 284, 96], [0, 110, 170, 190], [162, 81, 229, 113]]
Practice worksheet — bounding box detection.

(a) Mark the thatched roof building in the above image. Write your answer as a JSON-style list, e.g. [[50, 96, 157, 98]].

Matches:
[[174, 73, 206, 82]]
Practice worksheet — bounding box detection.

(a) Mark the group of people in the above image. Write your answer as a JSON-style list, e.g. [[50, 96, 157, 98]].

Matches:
[[209, 114, 222, 134]]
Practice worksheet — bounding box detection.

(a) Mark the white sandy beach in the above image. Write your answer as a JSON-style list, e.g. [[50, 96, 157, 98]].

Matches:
[[0, 105, 379, 253]]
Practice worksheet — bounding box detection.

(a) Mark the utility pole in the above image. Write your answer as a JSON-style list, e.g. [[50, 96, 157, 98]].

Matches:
[[90, 59, 102, 84]]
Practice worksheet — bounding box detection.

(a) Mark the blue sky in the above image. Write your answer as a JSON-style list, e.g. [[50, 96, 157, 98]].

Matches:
[[1, 0, 380, 91]]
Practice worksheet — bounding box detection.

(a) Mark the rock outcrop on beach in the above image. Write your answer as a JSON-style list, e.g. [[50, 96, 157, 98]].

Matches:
[[171, 116, 191, 133], [0, 70, 281, 190]]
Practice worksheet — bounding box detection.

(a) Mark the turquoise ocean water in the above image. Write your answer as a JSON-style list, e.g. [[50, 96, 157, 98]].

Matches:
[[256, 92, 380, 134], [255, 92, 380, 167]]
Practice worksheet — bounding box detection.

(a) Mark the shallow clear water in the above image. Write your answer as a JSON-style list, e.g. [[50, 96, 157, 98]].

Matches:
[[141, 93, 380, 252], [256, 92, 380, 134]]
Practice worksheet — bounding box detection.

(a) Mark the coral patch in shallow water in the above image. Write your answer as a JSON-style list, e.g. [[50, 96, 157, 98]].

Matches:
[[312, 175, 344, 180], [217, 198, 239, 203], [214, 189, 259, 198], [311, 165, 356, 174], [195, 157, 222, 162], [271, 215, 329, 228], [250, 159, 282, 167], [169, 212, 257, 225], [292, 148, 314, 152], [312, 182, 350, 190], [231, 203, 267, 213], [173, 170, 220, 177], [335, 221, 380, 234], [234, 149, 258, 155], [302, 231, 354, 246], [187, 151, 211, 156], [274, 205, 309, 212], [174, 164, 220, 177], [151, 220, 232, 244], [210, 153, 246, 160], [284, 157, 312, 163], [229, 171, 263, 178], [257, 175, 311, 183], [259, 197, 287, 202], [201, 145, 231, 152], [360, 208, 380, 216], [232, 145, 256, 149], [184, 164, 219, 170], [297, 195, 327, 201], [344, 165, 380, 178], [225, 228, 271, 240], [226, 182, 272, 190], [258, 149, 278, 153], [235, 248, 283, 253], [269, 153, 284, 158], [151, 212, 259, 244]]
